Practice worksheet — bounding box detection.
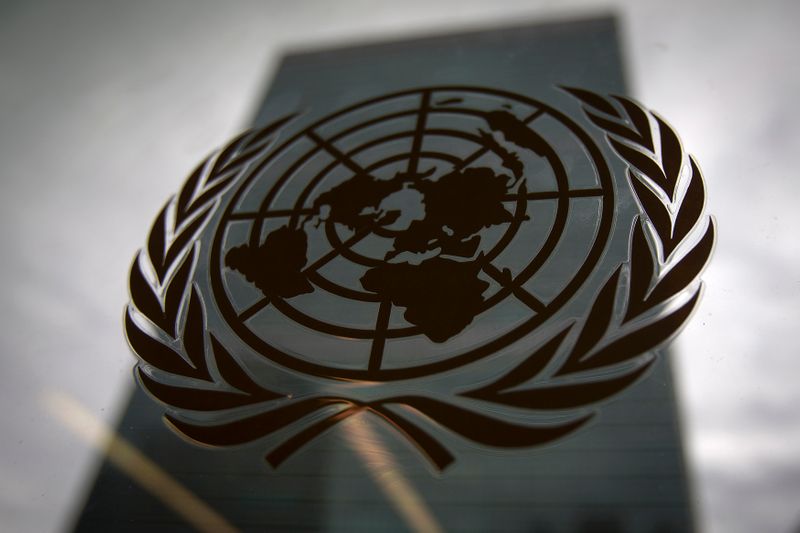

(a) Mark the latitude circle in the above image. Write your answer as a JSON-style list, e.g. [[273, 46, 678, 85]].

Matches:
[[210, 86, 614, 381]]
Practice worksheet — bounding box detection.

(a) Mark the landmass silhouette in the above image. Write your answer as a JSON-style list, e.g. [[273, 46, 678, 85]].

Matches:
[[388, 166, 518, 260], [226, 226, 313, 299], [361, 257, 489, 342]]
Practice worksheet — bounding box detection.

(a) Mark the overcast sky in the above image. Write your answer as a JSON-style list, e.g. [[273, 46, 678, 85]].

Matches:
[[1, 1, 798, 532]]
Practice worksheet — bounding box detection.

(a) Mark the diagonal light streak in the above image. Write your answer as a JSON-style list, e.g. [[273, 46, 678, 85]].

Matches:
[[42, 390, 239, 533]]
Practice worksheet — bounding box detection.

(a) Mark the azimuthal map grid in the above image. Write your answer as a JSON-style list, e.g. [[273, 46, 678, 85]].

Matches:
[[210, 86, 614, 381]]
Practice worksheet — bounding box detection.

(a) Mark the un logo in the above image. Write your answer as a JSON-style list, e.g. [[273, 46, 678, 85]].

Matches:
[[126, 86, 713, 470]]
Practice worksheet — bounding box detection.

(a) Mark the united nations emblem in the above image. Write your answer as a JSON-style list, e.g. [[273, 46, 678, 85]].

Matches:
[[125, 87, 713, 470]]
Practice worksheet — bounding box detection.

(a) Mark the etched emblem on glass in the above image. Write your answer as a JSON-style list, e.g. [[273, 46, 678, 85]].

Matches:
[[125, 87, 714, 470]]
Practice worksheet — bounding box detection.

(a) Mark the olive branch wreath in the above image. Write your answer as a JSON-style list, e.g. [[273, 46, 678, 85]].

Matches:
[[125, 88, 714, 472]]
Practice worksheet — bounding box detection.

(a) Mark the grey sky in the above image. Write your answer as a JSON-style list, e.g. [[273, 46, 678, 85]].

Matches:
[[1, 1, 798, 532]]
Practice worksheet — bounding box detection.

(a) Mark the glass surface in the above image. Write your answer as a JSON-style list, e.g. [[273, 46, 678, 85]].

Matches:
[[82, 17, 695, 533], [1, 2, 798, 533]]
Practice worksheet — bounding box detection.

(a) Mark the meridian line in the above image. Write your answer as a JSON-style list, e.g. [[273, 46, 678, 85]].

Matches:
[[238, 297, 270, 321], [406, 91, 431, 175], [522, 108, 546, 124], [368, 300, 392, 373], [306, 130, 374, 178], [483, 263, 546, 313], [565, 187, 605, 198]]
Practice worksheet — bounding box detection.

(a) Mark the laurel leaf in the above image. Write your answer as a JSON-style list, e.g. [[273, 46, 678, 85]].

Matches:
[[561, 86, 620, 117], [609, 138, 669, 194], [623, 219, 656, 323], [463, 325, 573, 398], [612, 95, 653, 151], [210, 130, 251, 177], [562, 267, 622, 368], [147, 201, 170, 282], [243, 128, 274, 151], [182, 288, 211, 381], [210, 335, 282, 398], [567, 287, 702, 372], [665, 156, 706, 257], [165, 398, 347, 446], [125, 308, 196, 376], [175, 159, 208, 227], [266, 407, 362, 468], [128, 252, 170, 334], [656, 115, 683, 199], [160, 204, 213, 279], [217, 143, 268, 177], [629, 171, 672, 244], [138, 368, 263, 411], [268, 401, 458, 471], [244, 114, 295, 149], [368, 405, 455, 471], [211, 114, 296, 178], [180, 176, 235, 221], [586, 111, 644, 146], [163, 249, 194, 337], [389, 396, 592, 447], [641, 220, 715, 314], [483, 359, 653, 409]]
